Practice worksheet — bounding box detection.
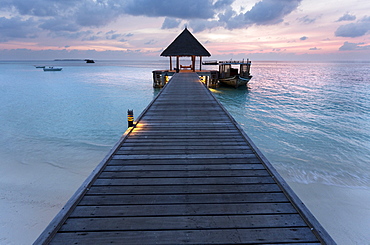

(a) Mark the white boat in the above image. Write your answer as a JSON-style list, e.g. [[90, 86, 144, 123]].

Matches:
[[43, 67, 62, 71], [218, 59, 252, 88], [202, 60, 218, 65]]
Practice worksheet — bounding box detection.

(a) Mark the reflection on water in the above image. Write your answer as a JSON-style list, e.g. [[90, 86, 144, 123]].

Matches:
[[213, 61, 370, 188]]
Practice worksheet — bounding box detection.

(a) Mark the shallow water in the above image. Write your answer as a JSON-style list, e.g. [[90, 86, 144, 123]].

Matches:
[[0, 60, 369, 244], [213, 61, 370, 189]]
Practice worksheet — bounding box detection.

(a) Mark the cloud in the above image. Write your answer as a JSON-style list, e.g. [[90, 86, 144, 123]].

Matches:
[[309, 47, 321, 50], [0, 0, 124, 40], [339, 41, 370, 51], [214, 0, 235, 9], [0, 17, 38, 41], [297, 15, 317, 24], [300, 36, 308, 40], [79, 30, 130, 41], [39, 17, 80, 32], [74, 1, 122, 27], [54, 30, 94, 40], [0, 0, 73, 17], [190, 0, 303, 31], [243, 0, 302, 26], [335, 16, 370, 37], [216, 7, 245, 30], [144, 39, 157, 45], [189, 19, 220, 33], [336, 13, 356, 22], [122, 0, 217, 19], [0, 0, 304, 42], [105, 31, 123, 40], [1, 0, 239, 39], [161, 18, 181, 29]]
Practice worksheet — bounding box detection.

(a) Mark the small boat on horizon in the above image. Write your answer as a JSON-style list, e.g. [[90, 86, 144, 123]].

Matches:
[[35, 65, 45, 68], [43, 66, 63, 71], [201, 60, 218, 65]]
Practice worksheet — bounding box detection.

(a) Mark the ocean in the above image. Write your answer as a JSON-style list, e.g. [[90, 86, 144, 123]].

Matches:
[[0, 60, 369, 244]]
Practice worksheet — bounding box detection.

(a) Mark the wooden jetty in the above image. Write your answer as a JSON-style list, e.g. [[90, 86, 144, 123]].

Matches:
[[35, 73, 335, 244]]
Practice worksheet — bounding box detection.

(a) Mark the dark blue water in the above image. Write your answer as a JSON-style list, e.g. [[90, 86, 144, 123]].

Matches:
[[1, 60, 369, 244]]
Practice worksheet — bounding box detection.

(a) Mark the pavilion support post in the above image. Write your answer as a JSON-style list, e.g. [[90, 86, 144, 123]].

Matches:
[[176, 56, 179, 72], [192, 55, 196, 72], [169, 56, 172, 71], [199, 56, 202, 71]]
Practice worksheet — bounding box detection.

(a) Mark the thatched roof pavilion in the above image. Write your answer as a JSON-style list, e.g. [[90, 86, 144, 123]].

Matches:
[[161, 28, 211, 72]]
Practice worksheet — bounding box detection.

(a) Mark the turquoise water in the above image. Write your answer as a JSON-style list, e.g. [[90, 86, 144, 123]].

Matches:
[[0, 61, 157, 169], [0, 60, 369, 244], [213, 61, 370, 188]]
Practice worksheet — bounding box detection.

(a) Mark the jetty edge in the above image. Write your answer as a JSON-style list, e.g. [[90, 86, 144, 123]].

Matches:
[[34, 72, 335, 244]]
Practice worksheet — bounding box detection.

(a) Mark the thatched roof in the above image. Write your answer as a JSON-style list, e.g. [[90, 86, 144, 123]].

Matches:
[[161, 28, 211, 57]]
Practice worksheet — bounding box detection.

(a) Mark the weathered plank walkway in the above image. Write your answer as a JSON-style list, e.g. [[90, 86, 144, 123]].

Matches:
[[35, 73, 335, 244]]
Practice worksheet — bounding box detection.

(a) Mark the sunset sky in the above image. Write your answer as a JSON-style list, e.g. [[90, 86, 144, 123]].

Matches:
[[1, 0, 370, 61]]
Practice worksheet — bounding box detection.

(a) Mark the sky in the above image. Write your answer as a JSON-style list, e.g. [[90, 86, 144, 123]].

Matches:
[[1, 0, 370, 61]]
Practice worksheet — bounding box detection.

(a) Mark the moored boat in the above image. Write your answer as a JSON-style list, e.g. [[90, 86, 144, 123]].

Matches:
[[218, 59, 252, 88], [201, 60, 218, 65], [43, 67, 62, 71]]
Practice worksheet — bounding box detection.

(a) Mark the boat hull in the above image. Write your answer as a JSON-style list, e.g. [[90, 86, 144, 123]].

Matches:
[[43, 67, 62, 71], [219, 75, 252, 88]]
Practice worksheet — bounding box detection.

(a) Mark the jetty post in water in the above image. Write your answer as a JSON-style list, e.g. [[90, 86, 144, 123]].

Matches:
[[34, 28, 335, 244]]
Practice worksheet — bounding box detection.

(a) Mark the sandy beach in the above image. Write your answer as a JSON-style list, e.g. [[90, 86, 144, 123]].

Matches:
[[289, 182, 370, 245], [0, 151, 105, 245]]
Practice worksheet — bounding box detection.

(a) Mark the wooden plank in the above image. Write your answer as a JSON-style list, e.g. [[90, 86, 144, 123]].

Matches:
[[119, 145, 251, 150], [87, 184, 281, 195], [70, 203, 298, 218], [112, 153, 259, 160], [59, 214, 307, 232], [122, 138, 250, 145], [115, 149, 255, 155], [93, 176, 276, 186], [129, 132, 243, 136], [51, 228, 320, 245], [124, 135, 244, 139], [122, 139, 247, 144], [134, 122, 237, 127], [104, 163, 266, 171], [137, 123, 232, 126], [107, 158, 262, 165], [79, 193, 288, 205], [130, 129, 241, 133], [97, 169, 270, 178]]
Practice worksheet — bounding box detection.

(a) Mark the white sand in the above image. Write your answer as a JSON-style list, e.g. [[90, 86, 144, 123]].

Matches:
[[289, 182, 370, 245], [0, 154, 98, 245]]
